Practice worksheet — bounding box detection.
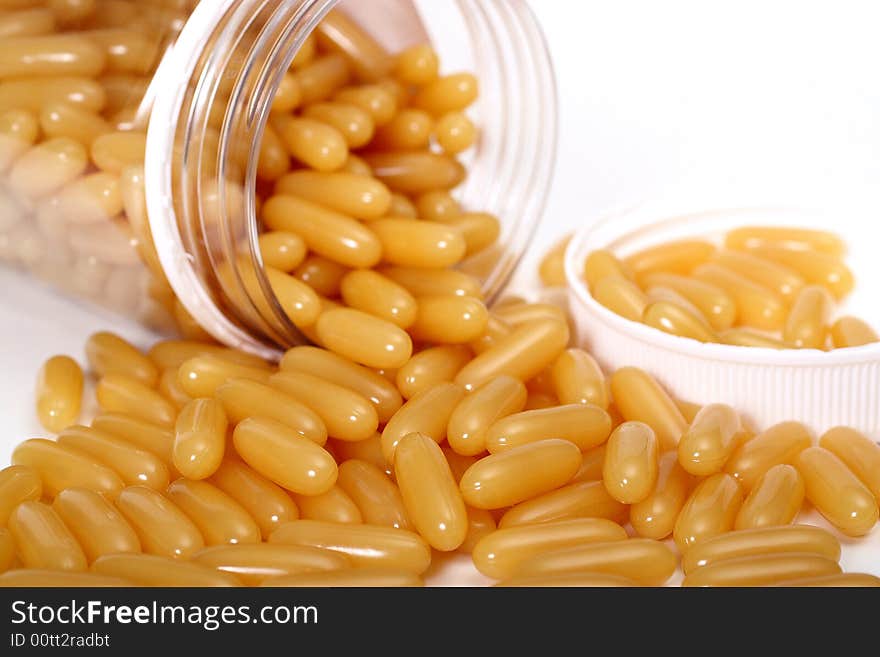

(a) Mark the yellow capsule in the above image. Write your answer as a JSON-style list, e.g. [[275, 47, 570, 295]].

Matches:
[[783, 285, 834, 349], [39, 102, 110, 146], [447, 376, 527, 456], [54, 171, 122, 225], [114, 485, 203, 559], [177, 355, 270, 399], [52, 488, 140, 561], [641, 273, 736, 331], [210, 459, 299, 541], [724, 421, 812, 490], [275, 170, 391, 220], [333, 85, 396, 126], [601, 421, 659, 504], [379, 266, 482, 300], [775, 573, 880, 587], [630, 452, 693, 539], [460, 439, 582, 510], [673, 473, 743, 550], [372, 109, 433, 151], [293, 53, 349, 104], [592, 275, 648, 322], [0, 76, 106, 114], [725, 226, 846, 257], [12, 438, 123, 500], [458, 506, 497, 554], [263, 265, 323, 327], [642, 301, 717, 342], [681, 524, 840, 574], [394, 433, 467, 551], [315, 10, 390, 81], [90, 413, 176, 474], [820, 427, 880, 499], [171, 299, 213, 341], [447, 212, 500, 256], [395, 44, 439, 86], [92, 553, 240, 587], [148, 341, 269, 371], [58, 425, 169, 490], [258, 231, 307, 272], [0, 8, 55, 38], [718, 328, 787, 349], [314, 307, 413, 370], [683, 553, 840, 587], [434, 111, 477, 154], [609, 367, 687, 451], [830, 316, 878, 348], [339, 270, 417, 329], [34, 355, 83, 433], [472, 518, 628, 580], [291, 486, 362, 525], [412, 73, 478, 115], [0, 528, 14, 573], [550, 348, 609, 410], [9, 136, 87, 198], [336, 459, 410, 530], [0, 108, 38, 171], [262, 569, 423, 587], [172, 399, 228, 479], [539, 234, 572, 288], [410, 295, 488, 344], [269, 520, 431, 573], [386, 192, 417, 217], [395, 345, 472, 401], [734, 464, 804, 530], [166, 479, 260, 546], [364, 151, 466, 194], [795, 446, 878, 537], [256, 123, 290, 181], [83, 28, 158, 74], [572, 444, 608, 483], [455, 318, 570, 392], [370, 218, 467, 269], [302, 101, 375, 149], [625, 240, 716, 282], [90, 131, 145, 173], [515, 538, 677, 586], [263, 194, 381, 269], [272, 115, 348, 172], [486, 404, 611, 455], [233, 417, 337, 496], [0, 34, 105, 77], [332, 436, 390, 478], [678, 404, 743, 476], [193, 543, 349, 586], [501, 480, 624, 527], [713, 250, 805, 302], [492, 303, 567, 330], [693, 263, 787, 330], [158, 368, 191, 411], [270, 71, 302, 113], [0, 465, 42, 527], [583, 249, 632, 289], [675, 399, 702, 424], [84, 331, 157, 385], [96, 373, 175, 427], [381, 382, 465, 463], [744, 245, 854, 300], [290, 255, 348, 298], [8, 501, 87, 571], [497, 572, 638, 587]]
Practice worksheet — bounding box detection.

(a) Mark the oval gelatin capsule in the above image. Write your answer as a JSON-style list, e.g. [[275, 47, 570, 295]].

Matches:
[[625, 240, 716, 281], [333, 85, 396, 125], [499, 480, 628, 528], [515, 538, 678, 586], [602, 422, 658, 504], [269, 520, 431, 574], [381, 382, 465, 463], [209, 459, 299, 540], [258, 232, 307, 272], [394, 44, 439, 85], [642, 301, 717, 342], [718, 328, 787, 349], [678, 404, 743, 476], [9, 136, 87, 198], [148, 340, 270, 372], [743, 245, 854, 300], [794, 447, 878, 537], [92, 553, 240, 587], [275, 170, 390, 220], [0, 34, 105, 77], [8, 501, 87, 571], [315, 307, 413, 370], [724, 421, 812, 491], [783, 285, 834, 349], [158, 368, 191, 410], [410, 295, 488, 344], [90, 130, 145, 174], [35, 355, 83, 432], [291, 255, 348, 299], [372, 108, 434, 151], [40, 102, 111, 146], [591, 275, 647, 322], [302, 102, 375, 149], [273, 116, 347, 172], [96, 373, 176, 427], [412, 73, 478, 115], [166, 479, 260, 547], [294, 53, 349, 104], [447, 376, 527, 456], [630, 452, 693, 540], [336, 459, 410, 530], [331, 434, 389, 476], [682, 553, 840, 587], [551, 348, 609, 409], [725, 226, 846, 256], [681, 524, 840, 574], [472, 518, 628, 580], [270, 370, 378, 442], [459, 506, 496, 555], [435, 111, 477, 154], [486, 404, 612, 454], [830, 316, 878, 348], [90, 414, 176, 473], [414, 191, 460, 222], [58, 425, 169, 491], [193, 544, 350, 586], [0, 76, 106, 114], [12, 438, 123, 500], [394, 433, 467, 551], [0, 465, 42, 526], [539, 234, 572, 287], [395, 345, 472, 400], [262, 569, 423, 588], [610, 367, 687, 451], [734, 464, 804, 530], [379, 266, 482, 299], [819, 426, 880, 499], [172, 398, 227, 480], [693, 263, 786, 331], [233, 417, 337, 496], [583, 249, 633, 290], [673, 472, 743, 550], [459, 439, 582, 510], [292, 486, 362, 525], [712, 250, 805, 303], [114, 486, 203, 559], [641, 273, 736, 331], [339, 269, 417, 329], [572, 445, 608, 483], [371, 218, 467, 269], [363, 151, 466, 194], [176, 355, 270, 399], [52, 488, 140, 562]]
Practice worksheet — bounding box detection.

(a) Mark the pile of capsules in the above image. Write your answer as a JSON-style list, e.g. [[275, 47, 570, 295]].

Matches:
[[539, 227, 879, 349]]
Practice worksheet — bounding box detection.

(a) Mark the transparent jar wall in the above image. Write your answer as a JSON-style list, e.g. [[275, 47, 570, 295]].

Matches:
[[0, 0, 557, 356]]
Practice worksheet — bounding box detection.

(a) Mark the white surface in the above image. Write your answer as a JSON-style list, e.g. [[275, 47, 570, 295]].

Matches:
[[2, 0, 880, 581]]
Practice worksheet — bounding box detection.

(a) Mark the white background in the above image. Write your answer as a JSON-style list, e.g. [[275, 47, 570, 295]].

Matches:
[[1, 0, 879, 581]]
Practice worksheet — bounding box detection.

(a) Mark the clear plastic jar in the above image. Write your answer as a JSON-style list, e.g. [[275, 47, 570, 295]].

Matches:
[[0, 0, 557, 358]]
